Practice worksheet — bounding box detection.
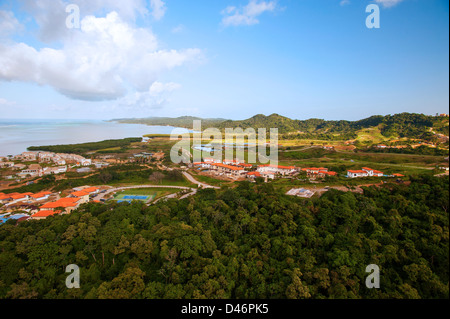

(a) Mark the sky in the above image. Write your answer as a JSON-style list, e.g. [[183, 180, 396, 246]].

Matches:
[[0, 0, 448, 121]]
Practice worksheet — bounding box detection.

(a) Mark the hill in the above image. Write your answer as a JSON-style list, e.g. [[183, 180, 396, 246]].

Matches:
[[113, 116, 227, 129], [115, 113, 449, 142]]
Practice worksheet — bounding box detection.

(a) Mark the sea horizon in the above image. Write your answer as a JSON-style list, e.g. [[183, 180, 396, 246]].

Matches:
[[0, 119, 179, 157]]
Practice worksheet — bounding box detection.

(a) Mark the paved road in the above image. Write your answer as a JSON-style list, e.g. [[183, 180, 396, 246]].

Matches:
[[182, 172, 220, 189]]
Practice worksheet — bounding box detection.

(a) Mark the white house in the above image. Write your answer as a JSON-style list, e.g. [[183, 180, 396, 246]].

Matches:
[[18, 164, 43, 178], [362, 167, 384, 177], [257, 164, 296, 176], [193, 162, 212, 169], [347, 170, 369, 178], [0, 162, 14, 168], [42, 166, 67, 175], [30, 191, 52, 202]]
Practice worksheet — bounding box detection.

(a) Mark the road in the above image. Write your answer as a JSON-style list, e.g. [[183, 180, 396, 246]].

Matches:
[[90, 168, 219, 205], [182, 172, 220, 189]]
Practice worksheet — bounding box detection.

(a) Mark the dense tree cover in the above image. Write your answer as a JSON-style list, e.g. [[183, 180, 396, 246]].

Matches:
[[115, 116, 227, 129], [27, 138, 142, 155], [363, 145, 449, 157], [0, 176, 447, 299]]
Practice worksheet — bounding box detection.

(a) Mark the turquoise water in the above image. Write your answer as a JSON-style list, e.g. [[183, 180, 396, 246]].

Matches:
[[0, 119, 179, 157]]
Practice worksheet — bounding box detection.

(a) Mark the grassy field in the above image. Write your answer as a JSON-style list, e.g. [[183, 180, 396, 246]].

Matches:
[[354, 127, 389, 144], [188, 169, 234, 187]]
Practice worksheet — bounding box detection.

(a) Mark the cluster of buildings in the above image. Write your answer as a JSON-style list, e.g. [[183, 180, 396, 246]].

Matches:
[[301, 167, 338, 178], [192, 159, 405, 181], [347, 167, 384, 178], [192, 158, 251, 179], [192, 158, 340, 181], [15, 151, 92, 166], [1, 151, 93, 180], [0, 186, 101, 223]]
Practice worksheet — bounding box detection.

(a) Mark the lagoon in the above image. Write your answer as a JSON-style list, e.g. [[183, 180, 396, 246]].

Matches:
[[0, 119, 178, 157]]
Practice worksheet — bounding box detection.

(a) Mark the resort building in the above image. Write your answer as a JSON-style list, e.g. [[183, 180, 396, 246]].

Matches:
[[15, 152, 38, 162], [69, 191, 91, 204], [31, 210, 62, 221], [246, 172, 261, 179], [42, 166, 67, 175], [257, 164, 296, 176], [347, 170, 369, 178], [362, 167, 384, 177], [0, 162, 14, 168], [211, 163, 246, 178], [193, 162, 212, 169], [39, 197, 82, 214], [223, 159, 243, 165], [30, 192, 52, 202], [18, 164, 43, 178]]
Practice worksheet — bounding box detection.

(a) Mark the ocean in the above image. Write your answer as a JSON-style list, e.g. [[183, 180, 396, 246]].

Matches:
[[0, 119, 180, 157]]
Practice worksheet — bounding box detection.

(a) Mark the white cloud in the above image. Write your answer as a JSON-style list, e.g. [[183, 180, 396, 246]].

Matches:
[[222, 0, 277, 27], [0, 12, 201, 102], [19, 0, 159, 43], [0, 10, 23, 38], [150, 0, 167, 20], [340, 0, 350, 6], [0, 98, 16, 106], [374, 0, 405, 8], [172, 24, 185, 34], [119, 82, 181, 109]]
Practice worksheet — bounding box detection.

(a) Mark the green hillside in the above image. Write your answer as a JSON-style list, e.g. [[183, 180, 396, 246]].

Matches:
[[115, 113, 449, 142]]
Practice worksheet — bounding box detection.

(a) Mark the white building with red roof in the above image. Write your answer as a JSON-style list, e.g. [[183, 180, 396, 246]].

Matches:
[[257, 164, 296, 176]]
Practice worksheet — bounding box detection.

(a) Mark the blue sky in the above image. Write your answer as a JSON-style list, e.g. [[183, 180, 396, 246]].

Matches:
[[0, 0, 448, 121]]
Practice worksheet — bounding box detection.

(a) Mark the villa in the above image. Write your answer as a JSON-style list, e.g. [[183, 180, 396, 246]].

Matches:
[[347, 170, 369, 178], [39, 197, 82, 214], [211, 163, 246, 178], [30, 192, 52, 202], [362, 167, 384, 177], [0, 162, 14, 168], [18, 164, 43, 178], [257, 164, 296, 176]]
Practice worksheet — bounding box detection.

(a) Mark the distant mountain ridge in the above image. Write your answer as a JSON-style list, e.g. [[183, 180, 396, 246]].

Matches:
[[112, 116, 227, 129], [114, 113, 449, 140]]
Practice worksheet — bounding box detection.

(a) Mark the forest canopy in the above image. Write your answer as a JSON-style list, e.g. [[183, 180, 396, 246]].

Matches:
[[0, 176, 448, 299]]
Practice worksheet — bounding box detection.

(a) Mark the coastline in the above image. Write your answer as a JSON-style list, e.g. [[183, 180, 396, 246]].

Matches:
[[0, 119, 180, 157]]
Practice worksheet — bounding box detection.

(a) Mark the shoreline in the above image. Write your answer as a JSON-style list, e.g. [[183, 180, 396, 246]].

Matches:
[[0, 120, 182, 157]]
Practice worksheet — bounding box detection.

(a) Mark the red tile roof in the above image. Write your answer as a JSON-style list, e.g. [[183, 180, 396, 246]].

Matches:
[[212, 163, 244, 171], [32, 210, 62, 218], [82, 187, 99, 193], [10, 194, 28, 200], [247, 172, 261, 177], [30, 192, 52, 199], [40, 198, 80, 209], [237, 163, 253, 168], [71, 191, 90, 197]]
